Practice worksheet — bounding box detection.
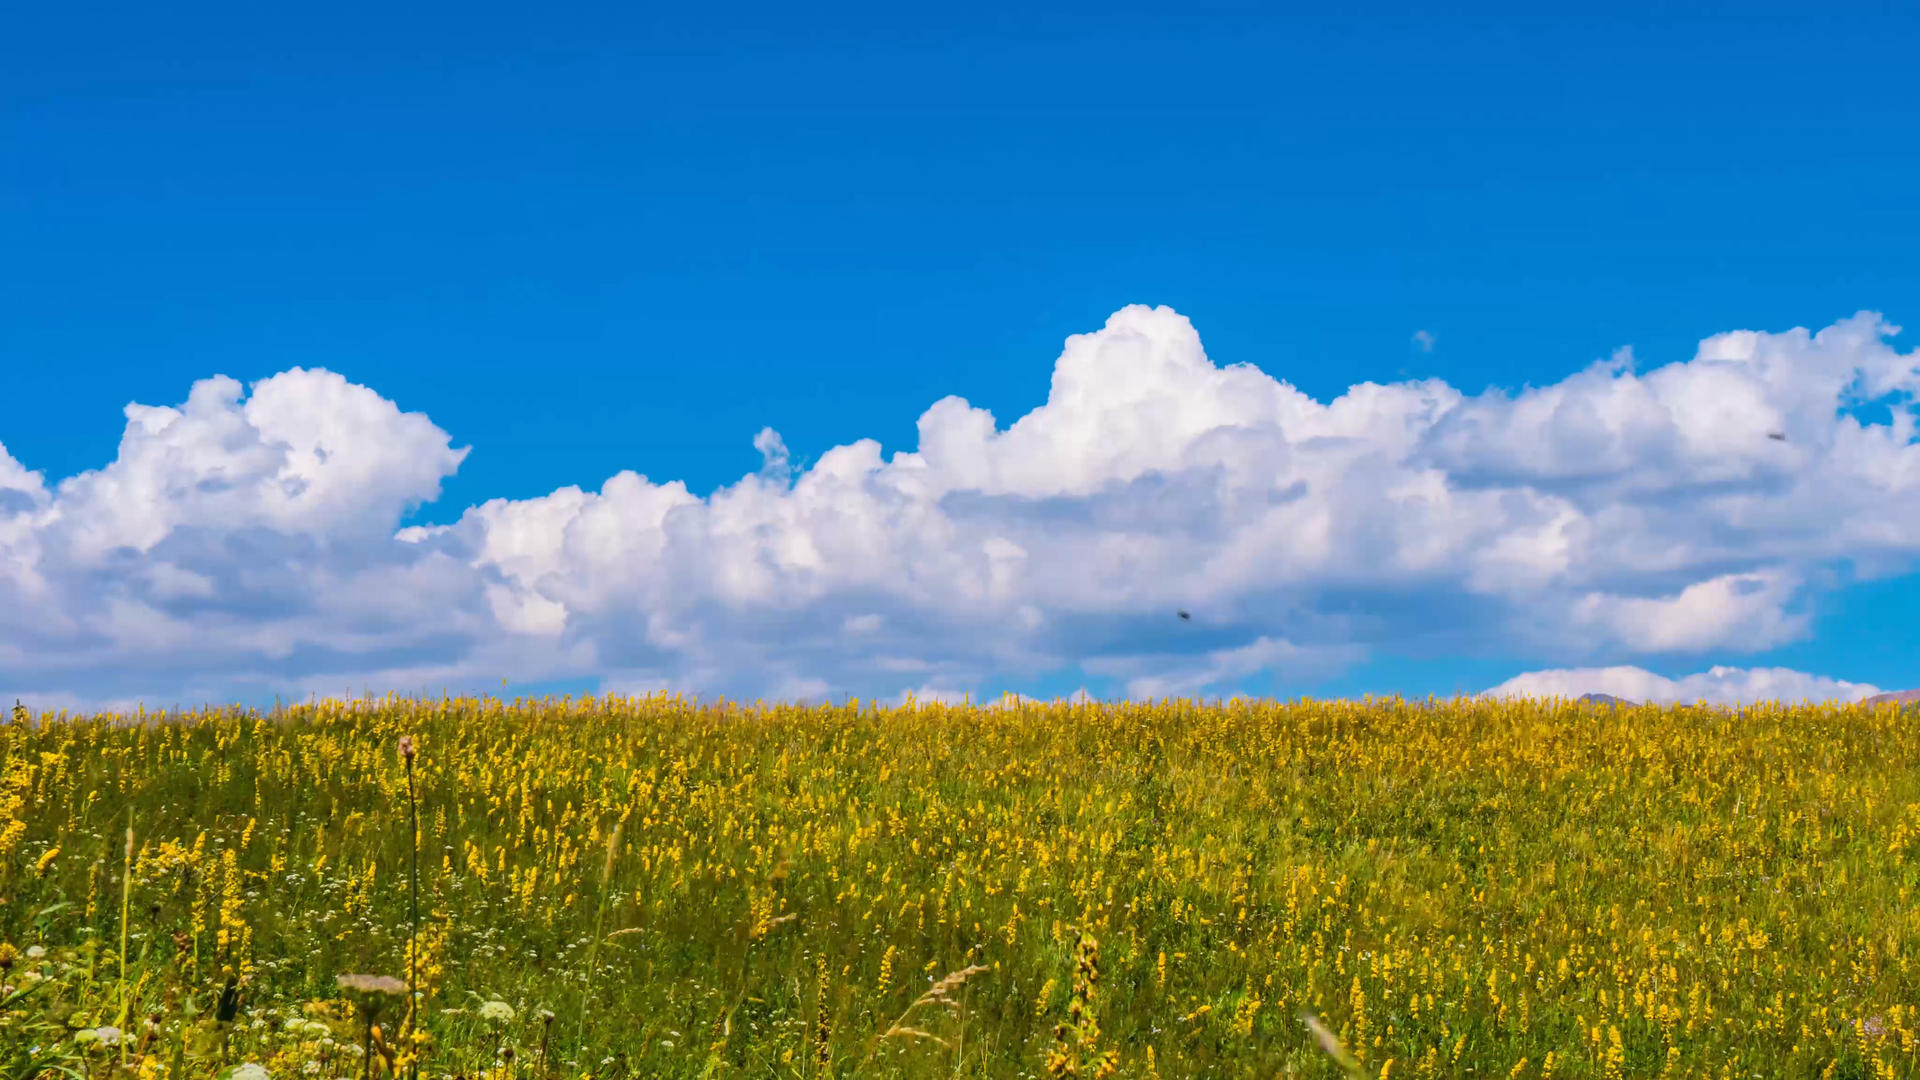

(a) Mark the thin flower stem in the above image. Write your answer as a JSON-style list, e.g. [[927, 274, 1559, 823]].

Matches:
[[118, 811, 133, 1072], [406, 743, 420, 1080]]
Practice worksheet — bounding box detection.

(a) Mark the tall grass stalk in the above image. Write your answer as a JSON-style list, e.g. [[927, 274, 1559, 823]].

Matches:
[[1300, 1011, 1367, 1078], [117, 812, 133, 1071], [574, 821, 622, 1057], [400, 733, 420, 1080]]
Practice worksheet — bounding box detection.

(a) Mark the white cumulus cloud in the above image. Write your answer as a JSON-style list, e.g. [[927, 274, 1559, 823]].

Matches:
[[4, 305, 1919, 711]]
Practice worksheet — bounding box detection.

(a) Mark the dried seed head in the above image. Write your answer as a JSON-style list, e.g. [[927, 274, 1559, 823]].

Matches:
[[398, 735, 416, 760], [337, 973, 408, 997], [914, 964, 990, 1007], [882, 1026, 954, 1050], [601, 822, 624, 885]]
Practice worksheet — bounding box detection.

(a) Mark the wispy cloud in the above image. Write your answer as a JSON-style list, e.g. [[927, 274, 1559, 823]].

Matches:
[[3, 306, 1917, 709], [1411, 329, 1435, 353]]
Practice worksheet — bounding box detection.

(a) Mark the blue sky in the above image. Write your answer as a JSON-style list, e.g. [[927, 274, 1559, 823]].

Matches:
[[5, 5, 1920, 711]]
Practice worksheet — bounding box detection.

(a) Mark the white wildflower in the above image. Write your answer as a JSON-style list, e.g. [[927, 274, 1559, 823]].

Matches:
[[230, 1064, 271, 1080], [479, 1000, 514, 1024], [285, 1018, 330, 1038]]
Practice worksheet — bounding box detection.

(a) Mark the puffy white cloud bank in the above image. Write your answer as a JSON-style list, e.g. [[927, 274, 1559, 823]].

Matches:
[[4, 305, 1918, 711]]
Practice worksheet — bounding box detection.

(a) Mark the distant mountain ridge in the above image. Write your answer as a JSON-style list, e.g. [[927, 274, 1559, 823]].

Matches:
[[1575, 692, 1640, 706], [1571, 689, 1919, 709], [1393, 690, 1915, 710], [1862, 688, 1920, 705]]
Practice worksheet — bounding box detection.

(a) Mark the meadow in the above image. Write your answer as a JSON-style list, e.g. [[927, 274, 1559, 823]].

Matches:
[[1, 691, 1916, 1079]]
